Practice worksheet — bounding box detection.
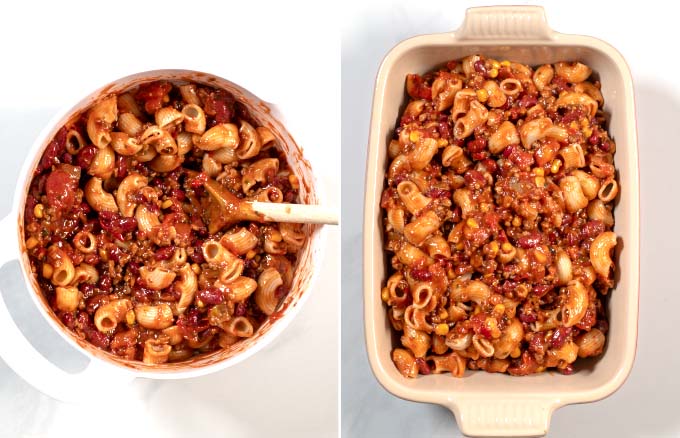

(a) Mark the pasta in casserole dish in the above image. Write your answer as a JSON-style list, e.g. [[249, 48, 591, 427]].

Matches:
[[381, 55, 617, 377]]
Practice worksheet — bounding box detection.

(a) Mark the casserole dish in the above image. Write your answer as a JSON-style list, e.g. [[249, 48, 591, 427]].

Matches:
[[0, 69, 326, 401], [363, 6, 639, 437]]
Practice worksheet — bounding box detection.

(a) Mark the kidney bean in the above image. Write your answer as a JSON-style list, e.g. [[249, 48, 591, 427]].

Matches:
[[583, 220, 605, 238], [76, 145, 98, 169], [425, 188, 451, 199], [516, 231, 542, 249], [97, 274, 112, 294], [464, 169, 486, 188], [565, 229, 582, 246], [154, 246, 175, 261], [552, 76, 571, 93], [467, 136, 487, 153], [415, 358, 432, 375], [197, 288, 225, 305], [235, 302, 247, 317], [519, 310, 537, 324], [78, 283, 95, 299], [115, 155, 129, 179], [99, 211, 137, 241], [502, 144, 516, 159], [473, 60, 488, 76], [480, 158, 498, 174], [497, 66, 513, 80], [576, 306, 597, 330], [528, 333, 546, 355], [518, 94, 537, 108], [438, 121, 451, 139], [410, 267, 432, 281], [560, 108, 584, 124], [550, 327, 572, 349], [61, 311, 76, 329], [532, 284, 552, 298], [471, 151, 488, 161], [133, 286, 157, 304], [509, 149, 534, 170]]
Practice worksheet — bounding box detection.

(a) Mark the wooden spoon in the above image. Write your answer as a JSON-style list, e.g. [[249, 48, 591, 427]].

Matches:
[[202, 177, 337, 233]]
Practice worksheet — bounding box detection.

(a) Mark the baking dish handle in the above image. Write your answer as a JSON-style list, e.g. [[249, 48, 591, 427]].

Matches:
[[0, 213, 136, 402], [448, 397, 556, 437], [457, 6, 553, 41]]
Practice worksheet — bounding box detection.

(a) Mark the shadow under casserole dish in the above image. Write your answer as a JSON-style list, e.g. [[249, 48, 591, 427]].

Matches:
[[381, 55, 618, 377], [24, 80, 306, 364]]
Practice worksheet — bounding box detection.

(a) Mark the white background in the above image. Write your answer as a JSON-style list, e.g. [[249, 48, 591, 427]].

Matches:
[[0, 2, 339, 438], [342, 0, 680, 437]]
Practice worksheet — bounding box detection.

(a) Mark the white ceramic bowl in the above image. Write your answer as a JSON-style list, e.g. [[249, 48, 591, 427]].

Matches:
[[0, 69, 326, 401], [363, 6, 639, 437]]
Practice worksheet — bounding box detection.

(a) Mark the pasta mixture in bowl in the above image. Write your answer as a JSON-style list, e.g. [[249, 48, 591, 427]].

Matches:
[[23, 77, 315, 366], [381, 55, 618, 377]]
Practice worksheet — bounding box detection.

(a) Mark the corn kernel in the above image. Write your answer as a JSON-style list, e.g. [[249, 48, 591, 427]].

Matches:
[[493, 304, 506, 316], [501, 242, 513, 252], [435, 323, 450, 336], [455, 242, 464, 251], [125, 309, 136, 326], [437, 138, 449, 147], [191, 263, 201, 275], [473, 306, 482, 315], [42, 263, 53, 279], [381, 287, 390, 303], [569, 121, 579, 130], [486, 317, 502, 338], [161, 199, 173, 209], [246, 249, 257, 259], [26, 236, 39, 250], [439, 309, 449, 320], [512, 217, 521, 227], [488, 68, 499, 79], [583, 126, 593, 138], [197, 299, 205, 308], [489, 241, 499, 253], [535, 176, 545, 187], [533, 167, 545, 176], [550, 159, 562, 174], [500, 60, 511, 67], [534, 250, 547, 264], [409, 131, 421, 143], [511, 346, 522, 358], [288, 174, 299, 190], [34, 204, 44, 219], [466, 218, 479, 229], [490, 60, 501, 70], [476, 88, 489, 102]]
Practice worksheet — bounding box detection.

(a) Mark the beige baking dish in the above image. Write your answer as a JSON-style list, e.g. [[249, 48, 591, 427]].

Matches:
[[363, 6, 639, 437]]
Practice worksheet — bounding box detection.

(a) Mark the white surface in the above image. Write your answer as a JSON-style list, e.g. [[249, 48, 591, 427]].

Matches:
[[342, 1, 679, 437], [0, 2, 339, 438]]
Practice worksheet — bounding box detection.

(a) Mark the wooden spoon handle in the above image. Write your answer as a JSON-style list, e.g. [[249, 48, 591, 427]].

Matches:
[[250, 202, 338, 225]]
